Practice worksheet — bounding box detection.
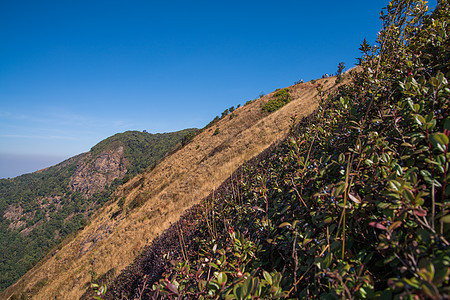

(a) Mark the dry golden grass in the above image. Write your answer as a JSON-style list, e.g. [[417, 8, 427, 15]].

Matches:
[[2, 74, 353, 299]]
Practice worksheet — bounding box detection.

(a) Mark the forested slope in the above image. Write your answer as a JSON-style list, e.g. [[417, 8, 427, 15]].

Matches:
[[0, 129, 195, 292]]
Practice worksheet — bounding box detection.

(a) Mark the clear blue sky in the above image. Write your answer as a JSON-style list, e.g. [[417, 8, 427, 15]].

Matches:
[[0, 0, 437, 178]]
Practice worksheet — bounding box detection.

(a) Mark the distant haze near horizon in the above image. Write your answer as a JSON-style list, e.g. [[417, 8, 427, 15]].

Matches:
[[0, 0, 437, 178], [0, 153, 69, 179]]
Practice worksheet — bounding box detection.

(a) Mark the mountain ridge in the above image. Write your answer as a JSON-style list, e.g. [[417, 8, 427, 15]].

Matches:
[[0, 129, 196, 293]]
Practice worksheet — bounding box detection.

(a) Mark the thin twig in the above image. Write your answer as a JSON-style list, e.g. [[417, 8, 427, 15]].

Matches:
[[291, 178, 308, 208], [302, 135, 316, 173], [286, 263, 314, 297]]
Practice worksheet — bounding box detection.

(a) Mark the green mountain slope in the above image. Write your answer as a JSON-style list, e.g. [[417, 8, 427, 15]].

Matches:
[[105, 1, 449, 298], [0, 129, 196, 292]]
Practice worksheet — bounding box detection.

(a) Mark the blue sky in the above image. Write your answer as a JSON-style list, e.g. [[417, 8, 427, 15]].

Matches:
[[0, 0, 437, 178]]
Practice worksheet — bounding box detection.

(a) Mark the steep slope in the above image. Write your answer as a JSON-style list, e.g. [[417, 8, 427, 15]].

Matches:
[[0, 129, 195, 293], [108, 2, 449, 299], [2, 74, 352, 299]]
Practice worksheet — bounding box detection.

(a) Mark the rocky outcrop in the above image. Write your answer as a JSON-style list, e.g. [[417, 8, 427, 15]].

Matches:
[[4, 204, 24, 230], [69, 146, 129, 197], [4, 204, 37, 236]]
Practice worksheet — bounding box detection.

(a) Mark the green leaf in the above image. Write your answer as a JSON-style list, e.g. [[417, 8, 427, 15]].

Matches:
[[377, 202, 391, 209], [272, 271, 282, 285], [418, 258, 435, 282], [323, 216, 334, 223], [402, 189, 414, 202], [334, 182, 346, 197], [414, 114, 425, 126], [422, 281, 440, 298], [209, 262, 220, 270], [440, 214, 450, 224], [278, 222, 292, 229], [430, 133, 449, 152], [233, 279, 249, 299], [401, 142, 413, 148], [404, 277, 421, 289], [425, 158, 439, 165], [420, 170, 442, 187], [302, 238, 313, 245], [338, 153, 345, 164], [436, 71, 447, 85], [431, 77, 439, 88], [323, 252, 332, 268], [388, 180, 401, 192], [198, 279, 206, 291], [217, 272, 227, 285], [365, 159, 374, 166], [263, 271, 272, 285], [444, 118, 450, 131]]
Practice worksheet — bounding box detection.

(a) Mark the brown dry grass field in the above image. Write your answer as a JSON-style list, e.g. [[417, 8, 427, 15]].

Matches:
[[2, 73, 352, 299]]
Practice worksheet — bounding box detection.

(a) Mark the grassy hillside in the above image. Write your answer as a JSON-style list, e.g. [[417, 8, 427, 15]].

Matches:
[[0, 129, 195, 293], [104, 1, 449, 299], [2, 60, 349, 299]]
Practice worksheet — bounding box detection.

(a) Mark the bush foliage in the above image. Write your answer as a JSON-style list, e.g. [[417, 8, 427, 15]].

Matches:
[[132, 1, 449, 298], [261, 88, 292, 113]]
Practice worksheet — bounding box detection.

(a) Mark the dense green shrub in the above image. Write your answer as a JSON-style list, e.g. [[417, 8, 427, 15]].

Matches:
[[335, 61, 345, 83], [117, 197, 125, 209], [181, 130, 200, 146], [146, 1, 449, 298], [205, 116, 220, 129], [128, 193, 147, 211], [261, 88, 292, 113], [221, 109, 230, 118]]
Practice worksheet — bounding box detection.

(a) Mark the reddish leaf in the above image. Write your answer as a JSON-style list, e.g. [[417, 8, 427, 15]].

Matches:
[[369, 221, 387, 230], [413, 209, 427, 217], [165, 282, 179, 295], [389, 221, 402, 231], [348, 192, 361, 204], [252, 206, 265, 213]]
